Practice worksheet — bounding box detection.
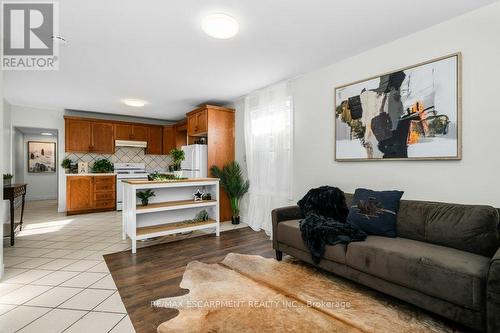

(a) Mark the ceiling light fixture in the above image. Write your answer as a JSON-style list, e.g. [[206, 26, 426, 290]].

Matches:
[[40, 132, 53, 136], [202, 13, 239, 39], [123, 99, 147, 107]]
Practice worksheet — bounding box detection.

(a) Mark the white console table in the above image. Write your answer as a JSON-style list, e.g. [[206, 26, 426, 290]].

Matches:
[[122, 178, 220, 253]]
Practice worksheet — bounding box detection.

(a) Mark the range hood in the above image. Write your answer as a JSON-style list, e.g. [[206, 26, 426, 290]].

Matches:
[[115, 140, 148, 148]]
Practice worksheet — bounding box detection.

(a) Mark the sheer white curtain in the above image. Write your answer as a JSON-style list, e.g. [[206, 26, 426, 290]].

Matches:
[[244, 82, 293, 235]]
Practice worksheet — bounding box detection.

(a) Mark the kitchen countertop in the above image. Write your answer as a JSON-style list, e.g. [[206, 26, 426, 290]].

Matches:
[[66, 173, 116, 176], [122, 178, 218, 185]]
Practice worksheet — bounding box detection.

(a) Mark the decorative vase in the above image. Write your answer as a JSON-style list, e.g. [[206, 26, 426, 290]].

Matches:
[[141, 199, 149, 206], [231, 216, 240, 225], [3, 179, 11, 187], [174, 170, 183, 178]]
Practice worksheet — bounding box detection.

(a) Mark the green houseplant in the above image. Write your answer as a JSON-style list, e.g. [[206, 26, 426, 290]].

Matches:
[[92, 159, 114, 173], [3, 174, 13, 187], [61, 158, 72, 173], [210, 161, 249, 224], [169, 148, 185, 178], [137, 189, 155, 206]]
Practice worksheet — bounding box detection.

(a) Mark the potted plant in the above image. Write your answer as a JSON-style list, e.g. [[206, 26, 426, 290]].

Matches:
[[210, 161, 249, 224], [169, 148, 185, 178], [92, 159, 114, 173], [61, 158, 72, 174], [3, 174, 13, 187], [137, 189, 155, 206]]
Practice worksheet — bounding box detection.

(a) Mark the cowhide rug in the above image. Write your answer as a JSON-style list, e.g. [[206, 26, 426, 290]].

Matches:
[[153, 253, 462, 333]]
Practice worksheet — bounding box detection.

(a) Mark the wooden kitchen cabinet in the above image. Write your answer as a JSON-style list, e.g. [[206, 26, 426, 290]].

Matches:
[[65, 118, 114, 154], [66, 176, 94, 212], [114, 123, 149, 141], [175, 120, 188, 148], [132, 125, 149, 141], [163, 125, 176, 154], [65, 118, 92, 152], [67, 175, 116, 215], [187, 108, 208, 136], [115, 123, 133, 140], [147, 126, 163, 155], [91, 122, 114, 153]]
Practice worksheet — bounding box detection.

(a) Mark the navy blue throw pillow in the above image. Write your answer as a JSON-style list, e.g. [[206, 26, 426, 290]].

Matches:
[[347, 188, 404, 237]]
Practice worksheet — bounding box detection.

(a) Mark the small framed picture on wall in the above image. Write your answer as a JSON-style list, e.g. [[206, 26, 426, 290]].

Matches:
[[28, 141, 56, 173]]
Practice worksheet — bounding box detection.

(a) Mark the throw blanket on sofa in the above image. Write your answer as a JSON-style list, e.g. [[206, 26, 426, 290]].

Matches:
[[298, 186, 367, 263]]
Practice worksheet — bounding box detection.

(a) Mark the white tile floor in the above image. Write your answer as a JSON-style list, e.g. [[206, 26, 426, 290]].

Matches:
[[1, 200, 248, 332], [0, 201, 132, 333]]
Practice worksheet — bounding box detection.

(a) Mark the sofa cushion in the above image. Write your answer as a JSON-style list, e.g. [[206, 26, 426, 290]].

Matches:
[[397, 200, 499, 257], [277, 220, 346, 264], [345, 193, 500, 257], [347, 188, 403, 237], [346, 236, 490, 311]]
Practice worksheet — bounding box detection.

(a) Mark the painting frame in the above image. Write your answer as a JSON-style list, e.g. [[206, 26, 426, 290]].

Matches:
[[334, 52, 462, 162], [28, 141, 57, 173]]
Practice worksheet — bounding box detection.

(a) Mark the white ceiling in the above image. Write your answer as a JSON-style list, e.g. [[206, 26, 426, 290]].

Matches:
[[15, 127, 58, 136], [4, 0, 495, 120]]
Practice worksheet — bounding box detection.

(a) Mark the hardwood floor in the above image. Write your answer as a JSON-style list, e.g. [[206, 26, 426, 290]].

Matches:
[[104, 227, 273, 333]]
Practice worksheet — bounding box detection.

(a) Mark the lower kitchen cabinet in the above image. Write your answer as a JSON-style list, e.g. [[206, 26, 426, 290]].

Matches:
[[67, 175, 116, 215]]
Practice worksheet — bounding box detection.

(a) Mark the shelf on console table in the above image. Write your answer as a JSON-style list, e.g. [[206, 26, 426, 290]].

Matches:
[[122, 178, 220, 253], [136, 219, 217, 239], [136, 199, 217, 214]]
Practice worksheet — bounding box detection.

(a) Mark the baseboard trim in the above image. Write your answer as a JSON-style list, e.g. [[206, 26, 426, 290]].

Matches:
[[26, 196, 58, 201]]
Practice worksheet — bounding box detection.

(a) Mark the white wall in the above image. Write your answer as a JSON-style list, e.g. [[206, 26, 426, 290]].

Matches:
[[1, 62, 4, 277], [10, 106, 66, 211], [21, 134, 58, 201], [236, 2, 500, 207], [13, 129, 24, 184]]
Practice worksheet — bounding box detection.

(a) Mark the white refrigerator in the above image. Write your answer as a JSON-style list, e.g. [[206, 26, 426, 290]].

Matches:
[[181, 144, 208, 178]]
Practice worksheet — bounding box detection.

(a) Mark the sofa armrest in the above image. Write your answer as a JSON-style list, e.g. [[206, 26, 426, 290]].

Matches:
[[271, 205, 303, 249], [487, 247, 500, 332]]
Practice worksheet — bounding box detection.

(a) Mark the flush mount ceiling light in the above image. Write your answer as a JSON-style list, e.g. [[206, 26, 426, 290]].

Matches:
[[202, 13, 239, 39], [40, 132, 53, 136], [123, 99, 147, 107]]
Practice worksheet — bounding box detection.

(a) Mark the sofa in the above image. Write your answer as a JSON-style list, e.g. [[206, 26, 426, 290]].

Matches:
[[272, 194, 500, 332]]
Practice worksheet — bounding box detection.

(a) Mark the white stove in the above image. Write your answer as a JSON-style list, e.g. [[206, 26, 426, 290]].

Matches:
[[115, 163, 148, 210]]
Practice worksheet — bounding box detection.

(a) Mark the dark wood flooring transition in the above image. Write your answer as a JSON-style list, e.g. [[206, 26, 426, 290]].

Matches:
[[104, 227, 274, 333]]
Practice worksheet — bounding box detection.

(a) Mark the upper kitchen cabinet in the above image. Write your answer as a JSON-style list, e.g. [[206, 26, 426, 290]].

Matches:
[[163, 125, 176, 154], [91, 122, 114, 153], [114, 123, 149, 141], [187, 108, 208, 136], [65, 117, 114, 154], [132, 125, 149, 141], [65, 117, 92, 152], [147, 125, 163, 155], [114, 123, 133, 140]]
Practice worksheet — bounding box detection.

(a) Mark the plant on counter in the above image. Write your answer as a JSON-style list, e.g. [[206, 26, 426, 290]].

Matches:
[[137, 189, 156, 206], [3, 173, 13, 187], [169, 148, 185, 177], [210, 161, 249, 225], [148, 172, 187, 182], [92, 159, 114, 173], [61, 158, 72, 173]]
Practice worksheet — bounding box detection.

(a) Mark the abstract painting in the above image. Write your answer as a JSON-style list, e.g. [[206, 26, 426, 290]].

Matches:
[[28, 141, 56, 173], [334, 53, 461, 161]]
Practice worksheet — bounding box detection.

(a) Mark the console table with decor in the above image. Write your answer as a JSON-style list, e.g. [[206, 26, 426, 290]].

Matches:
[[3, 184, 27, 246]]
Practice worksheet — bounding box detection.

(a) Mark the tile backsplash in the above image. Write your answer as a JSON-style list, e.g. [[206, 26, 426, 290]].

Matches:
[[65, 147, 172, 172]]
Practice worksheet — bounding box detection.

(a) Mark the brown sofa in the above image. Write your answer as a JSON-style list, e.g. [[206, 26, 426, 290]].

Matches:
[[272, 194, 500, 332]]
